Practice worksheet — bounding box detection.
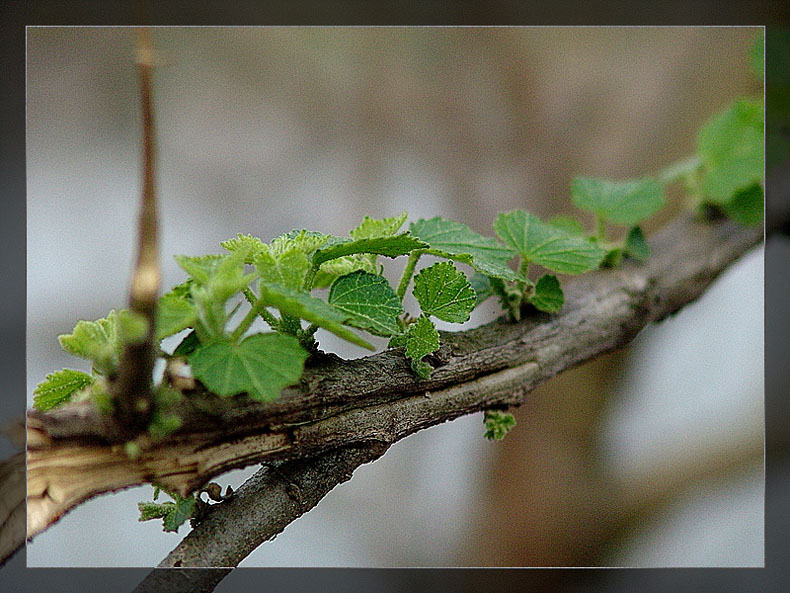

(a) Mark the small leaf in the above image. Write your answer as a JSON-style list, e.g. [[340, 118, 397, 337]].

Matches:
[[404, 315, 440, 378], [155, 294, 196, 342], [189, 333, 308, 401], [255, 247, 311, 291], [270, 229, 331, 257], [58, 310, 120, 376], [413, 262, 476, 323], [116, 309, 150, 344], [410, 217, 520, 282], [571, 177, 665, 226], [494, 210, 605, 274], [529, 274, 564, 313], [546, 215, 586, 236], [601, 247, 623, 268], [328, 271, 403, 337], [624, 226, 650, 261], [484, 410, 517, 441], [722, 183, 764, 226], [33, 369, 93, 411], [350, 212, 408, 240], [163, 495, 197, 533], [220, 233, 267, 263], [698, 99, 764, 203], [312, 233, 427, 267], [469, 272, 492, 307], [315, 253, 379, 288], [258, 283, 374, 350]]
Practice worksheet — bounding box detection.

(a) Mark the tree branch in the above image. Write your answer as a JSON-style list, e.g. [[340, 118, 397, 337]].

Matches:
[[25, 214, 763, 547]]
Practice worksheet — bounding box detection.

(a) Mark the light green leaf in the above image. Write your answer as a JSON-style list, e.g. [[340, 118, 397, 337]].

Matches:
[[270, 229, 331, 257], [315, 254, 379, 288], [188, 333, 308, 401], [547, 215, 586, 236], [469, 272, 493, 307], [33, 369, 93, 411], [494, 210, 605, 274], [155, 294, 197, 342], [404, 315, 440, 378], [58, 310, 120, 375], [175, 250, 255, 304], [529, 274, 564, 313], [258, 283, 374, 350], [624, 226, 650, 261], [413, 262, 476, 323], [220, 233, 267, 263], [312, 233, 427, 267], [722, 183, 764, 226], [138, 493, 197, 533], [255, 247, 311, 291], [116, 309, 149, 344], [350, 212, 408, 240], [571, 177, 665, 226], [484, 410, 516, 441], [409, 217, 520, 282], [698, 99, 764, 203], [328, 271, 402, 337]]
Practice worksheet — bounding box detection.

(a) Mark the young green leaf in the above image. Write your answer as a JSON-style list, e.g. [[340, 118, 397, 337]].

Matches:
[[312, 233, 427, 267], [188, 333, 308, 401], [350, 212, 408, 240], [571, 177, 665, 226], [269, 229, 331, 257], [116, 309, 150, 344], [138, 492, 197, 533], [624, 226, 650, 261], [254, 247, 311, 291], [698, 99, 764, 203], [258, 283, 374, 350], [494, 210, 605, 274], [58, 310, 121, 376], [601, 247, 624, 268], [155, 294, 197, 342], [546, 215, 586, 236], [484, 410, 517, 441], [176, 249, 255, 304], [469, 272, 493, 307], [220, 233, 268, 263], [313, 253, 380, 288], [402, 315, 440, 379], [33, 369, 93, 411], [722, 183, 764, 226], [409, 217, 520, 282], [412, 262, 476, 323], [328, 271, 403, 337], [529, 274, 564, 313]]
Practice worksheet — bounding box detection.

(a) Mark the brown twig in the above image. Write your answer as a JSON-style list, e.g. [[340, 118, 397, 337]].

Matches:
[[110, 28, 160, 436]]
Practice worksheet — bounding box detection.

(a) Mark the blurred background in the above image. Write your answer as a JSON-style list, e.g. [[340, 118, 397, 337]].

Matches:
[[26, 27, 763, 567]]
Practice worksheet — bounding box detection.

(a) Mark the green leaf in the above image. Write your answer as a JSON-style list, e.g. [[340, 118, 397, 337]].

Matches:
[[328, 271, 403, 337], [350, 212, 408, 240], [529, 274, 564, 313], [469, 272, 493, 307], [270, 229, 331, 257], [484, 410, 517, 441], [698, 99, 764, 203], [601, 247, 623, 268], [413, 262, 476, 323], [176, 250, 255, 303], [116, 309, 149, 344], [220, 233, 267, 263], [312, 233, 427, 267], [255, 247, 311, 291], [315, 254, 379, 288], [58, 310, 121, 376], [571, 177, 665, 226], [138, 493, 197, 533], [33, 369, 93, 411], [155, 294, 197, 342], [494, 210, 605, 274], [172, 330, 200, 356], [722, 183, 764, 226], [258, 283, 374, 350], [546, 215, 586, 236], [189, 333, 308, 401], [410, 217, 520, 282], [624, 226, 650, 261], [404, 315, 440, 378]]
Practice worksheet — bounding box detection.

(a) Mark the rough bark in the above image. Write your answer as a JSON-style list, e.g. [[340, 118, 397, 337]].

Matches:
[[25, 213, 763, 549]]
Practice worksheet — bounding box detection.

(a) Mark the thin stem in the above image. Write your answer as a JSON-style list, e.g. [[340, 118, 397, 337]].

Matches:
[[304, 266, 318, 292], [658, 154, 703, 184], [396, 251, 422, 300], [229, 298, 266, 342], [518, 258, 530, 283], [242, 288, 279, 330]]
